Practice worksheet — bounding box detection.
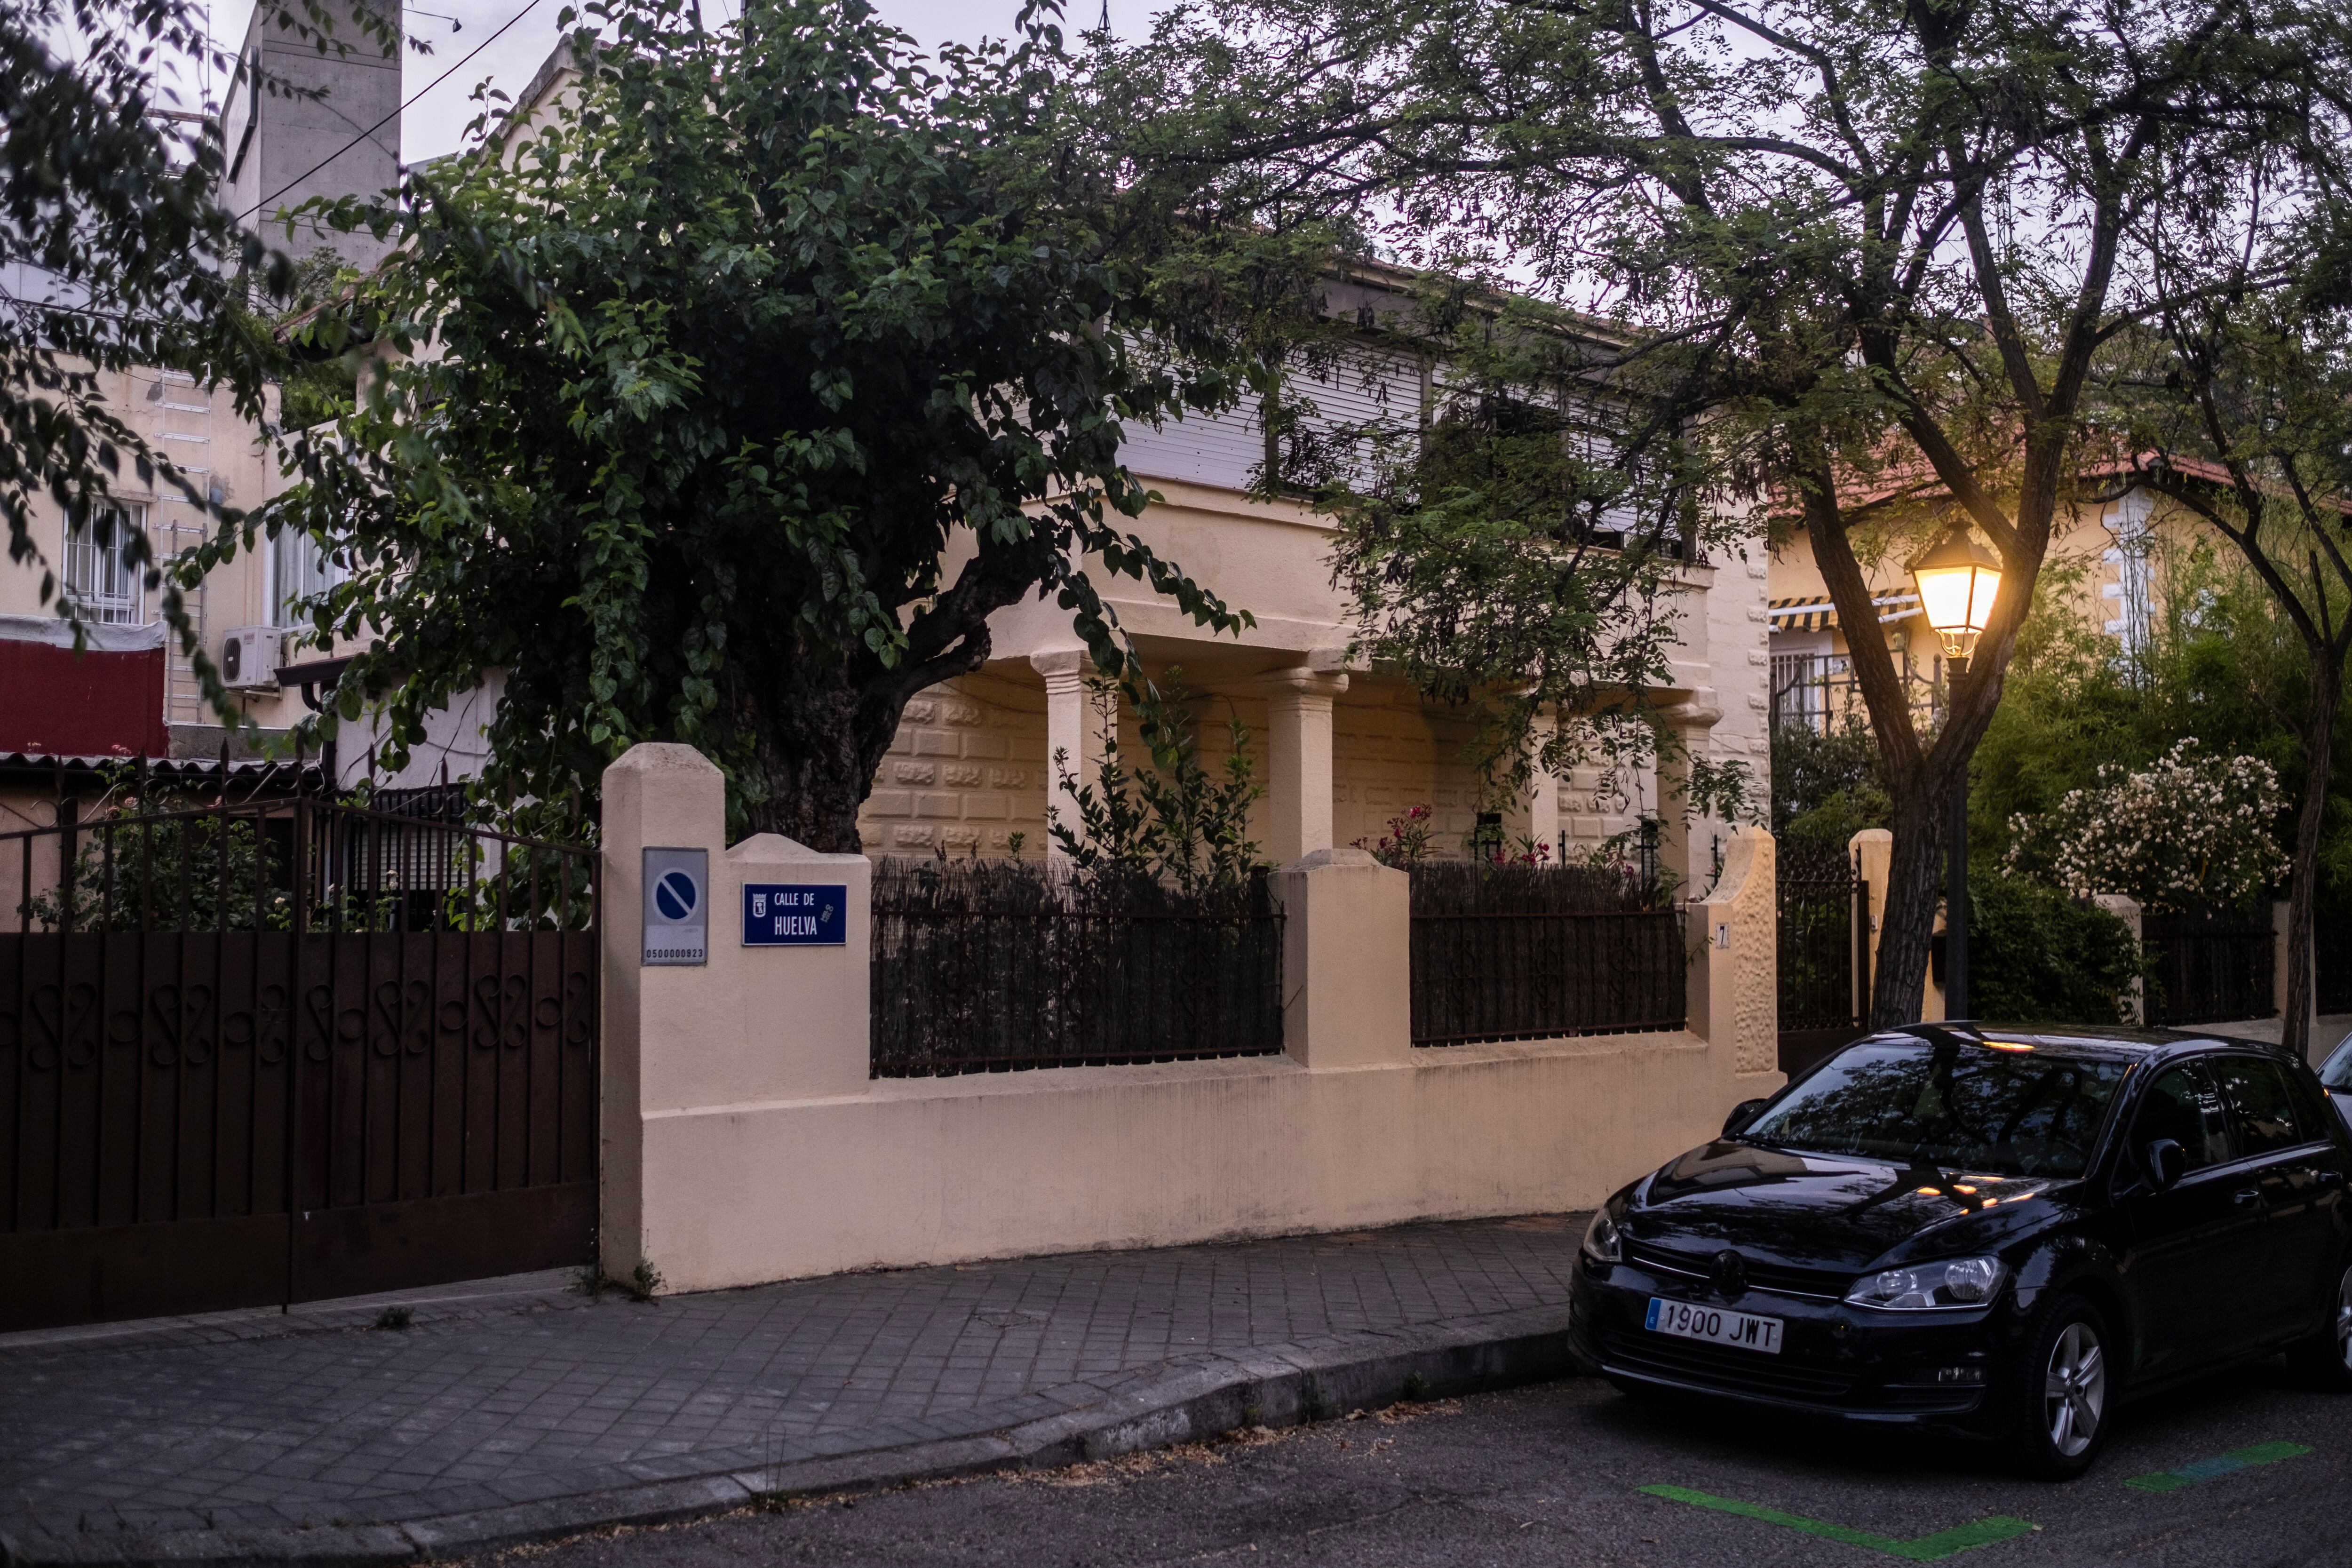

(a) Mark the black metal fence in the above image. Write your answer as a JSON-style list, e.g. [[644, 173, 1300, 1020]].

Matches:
[[870, 859, 1284, 1076], [2144, 905, 2275, 1027], [0, 788, 598, 1330], [1776, 839, 1871, 1076], [1406, 861, 1685, 1046]]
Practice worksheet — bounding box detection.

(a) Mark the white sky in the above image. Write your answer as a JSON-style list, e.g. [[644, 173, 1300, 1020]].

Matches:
[[200, 0, 1167, 167]]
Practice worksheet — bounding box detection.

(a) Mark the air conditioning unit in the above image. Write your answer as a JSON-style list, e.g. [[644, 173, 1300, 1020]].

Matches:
[[220, 626, 284, 691]]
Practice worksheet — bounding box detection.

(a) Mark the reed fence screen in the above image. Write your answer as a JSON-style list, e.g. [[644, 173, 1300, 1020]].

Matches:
[[1406, 861, 1686, 1046], [870, 859, 1284, 1076]]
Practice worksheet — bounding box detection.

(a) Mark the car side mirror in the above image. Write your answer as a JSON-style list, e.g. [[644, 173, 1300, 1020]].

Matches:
[[1723, 1098, 1771, 1138], [2143, 1138, 2186, 1191]]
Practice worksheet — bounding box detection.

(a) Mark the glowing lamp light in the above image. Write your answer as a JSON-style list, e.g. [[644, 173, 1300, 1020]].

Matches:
[[1909, 532, 2004, 663]]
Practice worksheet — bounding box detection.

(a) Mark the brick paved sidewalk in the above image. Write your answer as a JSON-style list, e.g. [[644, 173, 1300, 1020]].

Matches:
[[0, 1214, 1589, 1564]]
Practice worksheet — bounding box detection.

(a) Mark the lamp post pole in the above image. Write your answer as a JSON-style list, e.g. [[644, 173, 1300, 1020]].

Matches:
[[1912, 530, 1999, 1027], [1946, 654, 1970, 1021]]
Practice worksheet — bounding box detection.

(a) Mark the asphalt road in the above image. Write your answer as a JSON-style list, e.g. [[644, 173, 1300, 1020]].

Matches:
[[485, 1367, 2349, 1568]]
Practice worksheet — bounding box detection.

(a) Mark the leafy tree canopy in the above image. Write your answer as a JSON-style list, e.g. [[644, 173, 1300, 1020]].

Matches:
[[254, 0, 1313, 846], [1094, 0, 2352, 1023], [2086, 177, 2352, 1051]]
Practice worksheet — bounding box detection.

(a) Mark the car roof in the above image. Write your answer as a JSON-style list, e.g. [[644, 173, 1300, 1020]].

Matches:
[[1859, 1024, 2296, 1067]]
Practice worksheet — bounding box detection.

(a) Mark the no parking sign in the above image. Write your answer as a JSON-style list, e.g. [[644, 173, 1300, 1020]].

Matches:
[[642, 847, 708, 966]]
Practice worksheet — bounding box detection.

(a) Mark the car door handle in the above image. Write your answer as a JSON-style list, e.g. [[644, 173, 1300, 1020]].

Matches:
[[2317, 1170, 2346, 1189], [2233, 1187, 2263, 1207]]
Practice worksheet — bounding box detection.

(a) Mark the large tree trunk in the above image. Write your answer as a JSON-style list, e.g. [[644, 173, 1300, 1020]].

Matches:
[[721, 609, 1002, 854], [1870, 765, 1953, 1030], [2284, 673, 2341, 1063], [728, 659, 877, 853]]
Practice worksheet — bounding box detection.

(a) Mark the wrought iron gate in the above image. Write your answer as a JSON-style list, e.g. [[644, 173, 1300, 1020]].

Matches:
[[0, 793, 598, 1331], [1777, 841, 1871, 1078]]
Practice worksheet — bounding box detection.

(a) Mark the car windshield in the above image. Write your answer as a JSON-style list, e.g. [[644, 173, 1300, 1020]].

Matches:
[[2321, 1036, 2352, 1093], [1741, 1041, 2130, 1178]]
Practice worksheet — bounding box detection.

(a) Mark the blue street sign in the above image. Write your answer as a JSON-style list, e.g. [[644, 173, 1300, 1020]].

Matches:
[[742, 883, 846, 947]]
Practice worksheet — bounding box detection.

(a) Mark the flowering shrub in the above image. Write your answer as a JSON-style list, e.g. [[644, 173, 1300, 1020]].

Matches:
[[1356, 804, 1438, 867], [2005, 740, 2287, 913]]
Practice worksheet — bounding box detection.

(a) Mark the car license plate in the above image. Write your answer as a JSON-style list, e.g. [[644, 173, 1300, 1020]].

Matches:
[[1645, 1297, 1783, 1354]]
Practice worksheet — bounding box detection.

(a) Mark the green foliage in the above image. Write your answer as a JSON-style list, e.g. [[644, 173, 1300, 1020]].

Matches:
[[1099, 0, 2352, 1025], [250, 0, 1294, 847], [1049, 676, 1266, 894], [1771, 721, 1887, 855], [23, 778, 290, 931], [1314, 290, 1735, 798], [268, 251, 363, 432], [1352, 803, 1437, 868], [1965, 877, 2141, 1029], [1965, 558, 2148, 849], [1974, 541, 2344, 898]]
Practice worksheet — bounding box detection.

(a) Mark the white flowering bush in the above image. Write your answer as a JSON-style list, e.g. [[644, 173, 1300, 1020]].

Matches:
[[2005, 741, 2288, 913]]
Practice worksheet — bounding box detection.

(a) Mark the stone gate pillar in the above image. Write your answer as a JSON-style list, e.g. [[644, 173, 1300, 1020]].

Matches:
[[600, 742, 870, 1292]]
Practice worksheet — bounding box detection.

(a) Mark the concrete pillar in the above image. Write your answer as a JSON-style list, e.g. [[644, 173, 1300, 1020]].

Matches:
[[1851, 828, 1892, 1016], [600, 742, 871, 1292], [2093, 893, 2143, 1026], [1033, 649, 1110, 858], [1260, 668, 1349, 867], [1687, 829, 1783, 1089], [1653, 691, 1721, 898], [1268, 846, 1411, 1068]]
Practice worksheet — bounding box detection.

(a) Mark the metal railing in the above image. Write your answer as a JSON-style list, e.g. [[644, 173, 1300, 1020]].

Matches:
[[1406, 861, 1685, 1046], [870, 859, 1284, 1076], [1777, 840, 1869, 1033]]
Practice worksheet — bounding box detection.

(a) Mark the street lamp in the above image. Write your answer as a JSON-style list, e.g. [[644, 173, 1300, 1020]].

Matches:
[[1910, 531, 2003, 1022]]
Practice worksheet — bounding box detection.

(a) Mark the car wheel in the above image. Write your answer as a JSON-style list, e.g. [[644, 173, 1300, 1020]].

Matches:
[[2286, 1261, 2352, 1392], [2009, 1294, 2111, 1480]]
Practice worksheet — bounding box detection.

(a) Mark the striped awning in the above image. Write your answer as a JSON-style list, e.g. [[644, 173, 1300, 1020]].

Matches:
[[1768, 593, 1922, 633]]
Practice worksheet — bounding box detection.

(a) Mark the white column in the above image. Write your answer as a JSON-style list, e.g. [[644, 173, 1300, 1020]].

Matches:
[[1033, 648, 1107, 858], [1653, 690, 1721, 898], [1259, 668, 1348, 867]]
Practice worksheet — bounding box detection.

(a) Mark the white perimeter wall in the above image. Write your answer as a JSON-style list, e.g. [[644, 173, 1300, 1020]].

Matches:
[[600, 743, 1781, 1294]]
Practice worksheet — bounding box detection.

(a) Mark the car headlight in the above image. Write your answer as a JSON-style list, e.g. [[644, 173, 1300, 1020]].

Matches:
[[1581, 1210, 1622, 1265], [1843, 1255, 2005, 1311]]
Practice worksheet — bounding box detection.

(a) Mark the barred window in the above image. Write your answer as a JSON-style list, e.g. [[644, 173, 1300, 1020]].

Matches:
[[61, 506, 147, 626]]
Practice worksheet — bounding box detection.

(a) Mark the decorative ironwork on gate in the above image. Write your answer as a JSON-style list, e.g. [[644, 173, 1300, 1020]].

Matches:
[[0, 788, 598, 1330], [1776, 840, 1871, 1077]]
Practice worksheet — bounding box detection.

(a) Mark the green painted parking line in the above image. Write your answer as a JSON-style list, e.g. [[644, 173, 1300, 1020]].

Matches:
[[1639, 1485, 2035, 1561], [2122, 1441, 2312, 1493]]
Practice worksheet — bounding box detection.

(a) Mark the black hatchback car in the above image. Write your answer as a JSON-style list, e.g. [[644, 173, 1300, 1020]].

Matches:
[[1568, 1025, 2352, 1478]]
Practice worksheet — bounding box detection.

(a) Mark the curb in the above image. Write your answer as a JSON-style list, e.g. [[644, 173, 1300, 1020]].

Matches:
[[0, 1306, 1588, 1568]]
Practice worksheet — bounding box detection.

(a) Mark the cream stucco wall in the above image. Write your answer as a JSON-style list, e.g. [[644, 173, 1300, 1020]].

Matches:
[[601, 744, 1782, 1294]]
